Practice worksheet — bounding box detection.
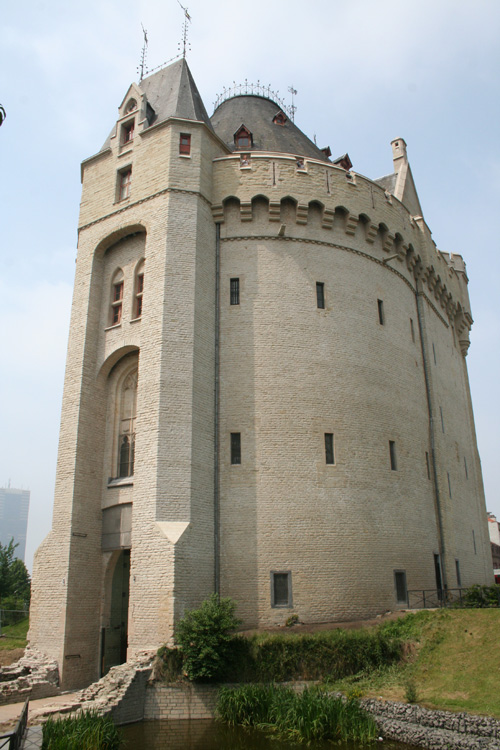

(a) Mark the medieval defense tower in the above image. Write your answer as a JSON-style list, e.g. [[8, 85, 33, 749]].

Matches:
[[29, 58, 492, 689]]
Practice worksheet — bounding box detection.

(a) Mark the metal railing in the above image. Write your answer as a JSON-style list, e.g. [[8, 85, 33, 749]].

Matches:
[[0, 699, 29, 750], [406, 588, 465, 609]]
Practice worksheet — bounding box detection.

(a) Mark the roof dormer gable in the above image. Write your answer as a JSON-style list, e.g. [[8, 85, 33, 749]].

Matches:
[[234, 124, 253, 150]]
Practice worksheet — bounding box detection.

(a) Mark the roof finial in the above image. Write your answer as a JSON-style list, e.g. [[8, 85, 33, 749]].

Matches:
[[138, 24, 148, 82], [177, 0, 192, 58], [288, 85, 297, 122]]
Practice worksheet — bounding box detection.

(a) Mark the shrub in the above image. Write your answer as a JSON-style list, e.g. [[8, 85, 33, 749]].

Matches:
[[154, 645, 183, 681], [175, 594, 241, 681], [461, 584, 500, 608], [216, 684, 378, 743], [42, 711, 122, 749]]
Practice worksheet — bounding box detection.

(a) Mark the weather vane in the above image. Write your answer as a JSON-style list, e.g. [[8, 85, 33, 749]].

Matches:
[[288, 85, 297, 121], [177, 0, 192, 58], [138, 24, 149, 82]]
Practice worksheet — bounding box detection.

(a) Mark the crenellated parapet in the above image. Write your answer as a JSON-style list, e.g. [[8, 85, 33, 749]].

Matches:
[[211, 154, 473, 352]]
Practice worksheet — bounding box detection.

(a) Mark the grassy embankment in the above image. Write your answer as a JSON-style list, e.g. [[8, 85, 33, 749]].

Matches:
[[328, 609, 500, 718]]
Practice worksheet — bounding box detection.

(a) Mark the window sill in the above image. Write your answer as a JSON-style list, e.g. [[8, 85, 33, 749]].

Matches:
[[107, 476, 134, 488], [119, 147, 133, 157], [130, 317, 142, 324], [179, 153, 191, 159], [105, 323, 122, 332]]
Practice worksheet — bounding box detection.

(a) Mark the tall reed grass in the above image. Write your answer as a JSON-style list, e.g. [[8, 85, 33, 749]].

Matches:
[[216, 684, 378, 743], [41, 710, 123, 750]]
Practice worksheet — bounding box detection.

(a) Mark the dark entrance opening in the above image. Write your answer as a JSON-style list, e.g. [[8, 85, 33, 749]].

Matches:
[[101, 549, 130, 676]]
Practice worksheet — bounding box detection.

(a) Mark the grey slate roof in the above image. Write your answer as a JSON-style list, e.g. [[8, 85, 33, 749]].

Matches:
[[374, 173, 397, 193], [100, 58, 213, 152], [210, 95, 330, 161], [140, 58, 213, 130]]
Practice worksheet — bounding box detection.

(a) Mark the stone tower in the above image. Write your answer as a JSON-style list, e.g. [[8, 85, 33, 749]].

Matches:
[[29, 59, 492, 689]]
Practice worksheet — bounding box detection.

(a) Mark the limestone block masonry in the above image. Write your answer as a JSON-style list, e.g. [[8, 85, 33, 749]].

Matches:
[[28, 57, 492, 689]]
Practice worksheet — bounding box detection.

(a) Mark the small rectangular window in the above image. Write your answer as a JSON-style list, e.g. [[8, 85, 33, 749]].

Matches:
[[230, 433, 241, 465], [179, 133, 191, 155], [377, 299, 385, 325], [121, 120, 135, 145], [316, 282, 325, 309], [325, 433, 334, 465], [271, 571, 292, 607], [455, 559, 462, 587], [394, 570, 407, 603], [230, 278, 240, 305], [389, 440, 397, 471], [425, 451, 431, 480], [118, 168, 132, 201], [410, 318, 415, 342]]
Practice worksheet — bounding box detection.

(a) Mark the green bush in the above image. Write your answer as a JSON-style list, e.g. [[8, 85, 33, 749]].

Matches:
[[461, 584, 500, 608], [175, 594, 241, 682], [216, 684, 378, 743], [224, 628, 402, 683], [42, 711, 122, 749], [154, 645, 183, 681]]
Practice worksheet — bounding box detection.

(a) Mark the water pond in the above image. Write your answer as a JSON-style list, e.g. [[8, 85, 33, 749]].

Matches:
[[121, 719, 417, 749]]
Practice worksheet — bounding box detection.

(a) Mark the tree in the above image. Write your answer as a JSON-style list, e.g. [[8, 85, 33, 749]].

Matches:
[[0, 539, 30, 602]]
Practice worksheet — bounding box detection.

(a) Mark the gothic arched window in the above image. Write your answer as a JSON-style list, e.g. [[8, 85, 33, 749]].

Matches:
[[133, 260, 145, 319], [117, 371, 137, 477], [110, 269, 124, 326]]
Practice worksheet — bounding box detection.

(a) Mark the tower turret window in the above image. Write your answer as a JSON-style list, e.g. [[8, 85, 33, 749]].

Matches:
[[179, 133, 191, 155], [234, 125, 252, 150], [117, 371, 137, 478], [110, 271, 124, 326], [121, 120, 135, 145], [230, 278, 240, 305], [316, 282, 325, 309], [118, 168, 132, 201]]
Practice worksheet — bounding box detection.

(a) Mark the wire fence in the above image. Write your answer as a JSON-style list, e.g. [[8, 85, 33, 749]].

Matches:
[[0, 608, 29, 635]]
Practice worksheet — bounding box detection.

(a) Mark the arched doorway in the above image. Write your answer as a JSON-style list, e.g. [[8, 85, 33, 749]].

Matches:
[[101, 550, 130, 676]]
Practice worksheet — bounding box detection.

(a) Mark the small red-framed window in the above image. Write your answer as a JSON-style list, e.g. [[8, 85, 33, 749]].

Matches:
[[118, 169, 132, 201], [179, 133, 191, 155], [273, 111, 287, 126], [121, 120, 135, 145]]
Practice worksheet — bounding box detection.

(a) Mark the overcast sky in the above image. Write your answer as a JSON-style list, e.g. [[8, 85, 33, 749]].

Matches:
[[1, 0, 499, 570]]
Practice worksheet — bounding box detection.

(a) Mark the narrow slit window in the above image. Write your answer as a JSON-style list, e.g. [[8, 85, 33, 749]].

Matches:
[[325, 433, 334, 465], [230, 278, 240, 306], [377, 299, 385, 325], [179, 133, 191, 155], [432, 343, 437, 365], [316, 282, 325, 309], [389, 440, 397, 471], [455, 559, 462, 587], [472, 529, 477, 555], [425, 451, 431, 480], [440, 406, 445, 433], [394, 570, 407, 603], [230, 433, 241, 465], [447, 471, 452, 498], [271, 571, 292, 607], [464, 456, 468, 479], [410, 318, 415, 342], [134, 265, 144, 319]]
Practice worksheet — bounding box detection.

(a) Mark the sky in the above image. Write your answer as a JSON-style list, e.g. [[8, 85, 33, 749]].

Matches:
[[1, 0, 499, 571]]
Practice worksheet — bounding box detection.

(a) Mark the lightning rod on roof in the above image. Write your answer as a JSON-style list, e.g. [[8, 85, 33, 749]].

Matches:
[[288, 85, 297, 122], [177, 0, 192, 58], [138, 24, 149, 82]]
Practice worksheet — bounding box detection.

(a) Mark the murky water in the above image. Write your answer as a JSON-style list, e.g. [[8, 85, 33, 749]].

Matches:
[[121, 719, 417, 749]]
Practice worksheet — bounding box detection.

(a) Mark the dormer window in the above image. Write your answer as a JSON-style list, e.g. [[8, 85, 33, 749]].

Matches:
[[121, 120, 135, 146], [234, 125, 252, 150], [273, 111, 287, 126]]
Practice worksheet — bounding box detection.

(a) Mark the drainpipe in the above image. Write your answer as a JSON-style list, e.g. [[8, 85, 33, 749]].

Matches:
[[214, 223, 221, 596], [415, 279, 448, 590]]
